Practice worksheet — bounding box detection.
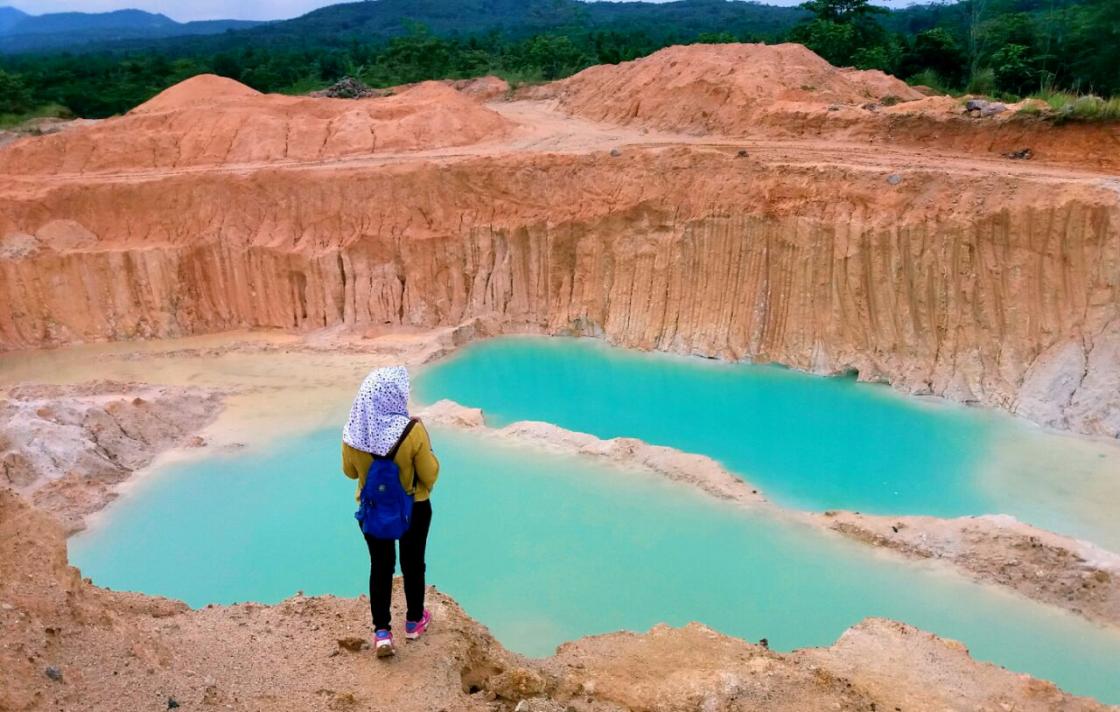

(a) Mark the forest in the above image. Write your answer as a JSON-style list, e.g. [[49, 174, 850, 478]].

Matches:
[[0, 0, 1117, 123]]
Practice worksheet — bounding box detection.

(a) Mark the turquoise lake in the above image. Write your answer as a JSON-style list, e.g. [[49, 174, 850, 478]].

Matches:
[[71, 426, 1120, 703], [413, 337, 1120, 549], [69, 336, 1120, 704]]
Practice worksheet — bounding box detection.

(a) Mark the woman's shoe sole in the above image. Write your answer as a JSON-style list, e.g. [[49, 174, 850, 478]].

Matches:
[[375, 644, 395, 658]]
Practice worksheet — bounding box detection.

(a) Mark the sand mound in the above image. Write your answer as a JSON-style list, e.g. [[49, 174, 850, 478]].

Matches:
[[553, 42, 924, 135], [132, 73, 262, 114], [0, 76, 514, 175]]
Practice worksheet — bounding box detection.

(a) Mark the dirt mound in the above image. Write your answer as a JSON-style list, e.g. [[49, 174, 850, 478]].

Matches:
[[553, 42, 924, 134], [132, 73, 262, 113], [451, 75, 511, 101], [0, 76, 514, 175]]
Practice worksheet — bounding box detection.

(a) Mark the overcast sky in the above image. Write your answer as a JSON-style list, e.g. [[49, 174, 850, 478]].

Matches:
[[7, 0, 923, 23]]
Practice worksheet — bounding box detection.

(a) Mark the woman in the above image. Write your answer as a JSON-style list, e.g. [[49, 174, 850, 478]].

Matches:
[[341, 366, 439, 657]]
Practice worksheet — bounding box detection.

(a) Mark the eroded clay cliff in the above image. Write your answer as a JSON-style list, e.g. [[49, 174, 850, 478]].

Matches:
[[0, 44, 1117, 437]]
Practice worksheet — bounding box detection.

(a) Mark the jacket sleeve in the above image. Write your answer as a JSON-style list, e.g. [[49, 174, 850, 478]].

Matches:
[[412, 422, 440, 492], [341, 442, 360, 480]]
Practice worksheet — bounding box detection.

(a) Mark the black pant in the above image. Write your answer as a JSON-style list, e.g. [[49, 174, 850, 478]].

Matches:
[[363, 499, 432, 631]]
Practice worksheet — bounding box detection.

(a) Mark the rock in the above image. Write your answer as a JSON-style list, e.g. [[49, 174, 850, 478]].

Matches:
[[311, 76, 382, 99], [737, 149, 749, 157], [886, 174, 902, 186], [609, 148, 621, 157], [514, 700, 566, 712], [1066, 323, 1120, 437], [450, 75, 510, 101], [491, 667, 548, 699], [1014, 340, 1085, 428], [980, 102, 1006, 117], [167, 697, 180, 709], [44, 666, 62, 682], [1004, 148, 1033, 160], [419, 400, 485, 429], [337, 636, 367, 652], [965, 98, 989, 112], [0, 232, 42, 259]]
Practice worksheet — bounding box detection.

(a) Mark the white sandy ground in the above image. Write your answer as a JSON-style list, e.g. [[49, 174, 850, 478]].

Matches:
[[1, 323, 1118, 626]]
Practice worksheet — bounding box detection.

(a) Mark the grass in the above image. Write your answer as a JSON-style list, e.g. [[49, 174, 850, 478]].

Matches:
[[0, 103, 72, 130], [278, 77, 330, 96], [1021, 91, 1120, 123], [906, 68, 952, 96]]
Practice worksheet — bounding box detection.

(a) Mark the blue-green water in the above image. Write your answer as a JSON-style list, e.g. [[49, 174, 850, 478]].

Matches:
[[72, 426, 1120, 702], [413, 337, 1120, 547]]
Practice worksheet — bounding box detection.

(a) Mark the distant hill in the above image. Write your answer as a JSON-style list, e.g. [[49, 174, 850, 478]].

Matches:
[[0, 7, 262, 53], [0, 0, 806, 55], [225, 0, 804, 44], [0, 6, 26, 34]]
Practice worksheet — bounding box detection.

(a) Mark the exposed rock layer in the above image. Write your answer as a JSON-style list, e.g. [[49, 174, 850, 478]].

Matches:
[[2, 147, 1117, 435], [824, 510, 1120, 627], [0, 382, 222, 532]]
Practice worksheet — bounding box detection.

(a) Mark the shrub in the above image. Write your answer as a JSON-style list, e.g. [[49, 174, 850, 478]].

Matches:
[[907, 68, 951, 95], [991, 44, 1037, 96], [966, 68, 996, 96]]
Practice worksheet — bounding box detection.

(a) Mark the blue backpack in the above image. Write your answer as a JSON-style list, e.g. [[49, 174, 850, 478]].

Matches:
[[355, 419, 419, 539]]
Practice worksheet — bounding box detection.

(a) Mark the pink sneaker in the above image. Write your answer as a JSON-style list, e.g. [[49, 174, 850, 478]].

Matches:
[[374, 628, 395, 657], [405, 609, 432, 640]]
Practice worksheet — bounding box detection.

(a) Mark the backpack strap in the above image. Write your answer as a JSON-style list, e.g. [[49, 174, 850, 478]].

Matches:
[[384, 418, 418, 461], [388, 418, 422, 496]]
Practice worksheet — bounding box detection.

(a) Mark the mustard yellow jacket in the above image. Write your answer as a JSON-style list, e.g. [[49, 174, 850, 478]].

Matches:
[[341, 420, 439, 503]]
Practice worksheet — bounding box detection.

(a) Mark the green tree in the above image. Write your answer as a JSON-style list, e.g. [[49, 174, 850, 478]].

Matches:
[[790, 20, 857, 66], [377, 25, 453, 84], [991, 43, 1036, 95], [900, 27, 967, 86], [0, 69, 33, 114], [211, 53, 243, 81], [519, 34, 590, 81], [696, 32, 738, 44], [1063, 0, 1120, 96], [851, 44, 895, 71], [791, 0, 890, 68], [800, 0, 884, 24]]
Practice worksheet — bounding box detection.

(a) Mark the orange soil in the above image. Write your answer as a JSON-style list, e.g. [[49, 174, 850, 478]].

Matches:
[[0, 75, 514, 175]]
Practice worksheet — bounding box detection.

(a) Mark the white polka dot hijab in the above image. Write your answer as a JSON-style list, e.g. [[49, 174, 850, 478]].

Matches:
[[342, 366, 412, 456]]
